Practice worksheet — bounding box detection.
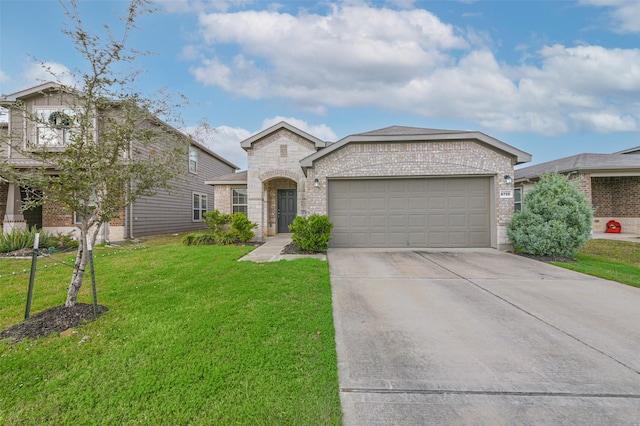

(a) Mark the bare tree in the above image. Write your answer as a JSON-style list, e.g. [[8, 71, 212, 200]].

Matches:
[[0, 0, 190, 306]]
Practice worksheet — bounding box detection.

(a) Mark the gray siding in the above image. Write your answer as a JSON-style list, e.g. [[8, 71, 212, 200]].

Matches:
[[130, 143, 235, 237]]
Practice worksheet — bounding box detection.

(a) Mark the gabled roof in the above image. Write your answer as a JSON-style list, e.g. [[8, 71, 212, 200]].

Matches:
[[515, 153, 640, 181], [0, 82, 72, 103], [205, 170, 247, 185], [615, 145, 640, 155], [1, 81, 239, 170], [240, 121, 327, 150], [300, 125, 531, 167]]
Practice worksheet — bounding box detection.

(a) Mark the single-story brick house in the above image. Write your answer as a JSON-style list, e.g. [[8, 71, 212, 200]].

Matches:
[[207, 121, 531, 249], [515, 146, 640, 234]]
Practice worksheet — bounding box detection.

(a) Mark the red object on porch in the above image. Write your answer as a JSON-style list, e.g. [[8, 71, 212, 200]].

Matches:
[[605, 220, 622, 234]]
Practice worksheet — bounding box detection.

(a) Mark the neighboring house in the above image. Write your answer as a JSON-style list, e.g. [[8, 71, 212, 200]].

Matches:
[[515, 147, 640, 234], [0, 82, 238, 241], [207, 121, 531, 249]]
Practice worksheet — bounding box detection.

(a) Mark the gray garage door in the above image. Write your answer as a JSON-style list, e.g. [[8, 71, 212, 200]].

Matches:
[[328, 177, 491, 248]]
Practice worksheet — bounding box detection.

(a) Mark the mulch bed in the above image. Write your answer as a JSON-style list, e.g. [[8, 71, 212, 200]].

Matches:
[[0, 303, 108, 343], [512, 252, 576, 263], [281, 242, 327, 255]]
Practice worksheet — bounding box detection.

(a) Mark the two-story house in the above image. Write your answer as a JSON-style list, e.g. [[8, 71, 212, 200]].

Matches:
[[0, 82, 238, 241]]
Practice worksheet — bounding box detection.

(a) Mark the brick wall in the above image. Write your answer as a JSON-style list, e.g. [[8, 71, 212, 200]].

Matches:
[[592, 176, 640, 217], [0, 182, 8, 225], [42, 200, 74, 227], [306, 140, 515, 248]]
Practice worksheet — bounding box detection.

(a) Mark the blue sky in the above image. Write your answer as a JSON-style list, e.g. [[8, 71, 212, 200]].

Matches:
[[2, 0, 640, 170]]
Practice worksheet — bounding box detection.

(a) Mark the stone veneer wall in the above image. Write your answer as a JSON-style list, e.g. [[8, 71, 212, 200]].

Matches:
[[245, 129, 318, 238], [213, 186, 233, 215], [304, 140, 515, 249]]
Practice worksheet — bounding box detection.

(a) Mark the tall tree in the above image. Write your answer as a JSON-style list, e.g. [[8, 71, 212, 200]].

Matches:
[[0, 0, 189, 306]]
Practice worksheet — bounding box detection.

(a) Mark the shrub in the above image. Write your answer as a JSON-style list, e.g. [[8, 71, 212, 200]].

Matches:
[[0, 228, 47, 253], [507, 173, 593, 258], [203, 210, 231, 234], [289, 214, 333, 252], [185, 210, 257, 246], [230, 212, 257, 243], [48, 232, 80, 251]]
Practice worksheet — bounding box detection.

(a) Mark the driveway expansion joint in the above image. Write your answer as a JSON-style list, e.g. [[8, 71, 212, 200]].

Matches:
[[341, 388, 640, 399]]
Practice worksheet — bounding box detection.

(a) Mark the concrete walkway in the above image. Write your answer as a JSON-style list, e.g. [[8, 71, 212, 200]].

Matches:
[[238, 234, 326, 262]]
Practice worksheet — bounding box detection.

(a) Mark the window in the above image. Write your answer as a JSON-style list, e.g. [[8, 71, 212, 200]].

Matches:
[[189, 146, 198, 173], [514, 187, 522, 212], [193, 192, 207, 221], [232, 189, 248, 214], [75, 195, 96, 224], [35, 108, 74, 146]]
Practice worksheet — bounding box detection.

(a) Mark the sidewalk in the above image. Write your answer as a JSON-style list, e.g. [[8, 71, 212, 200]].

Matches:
[[591, 231, 640, 243], [238, 234, 327, 262]]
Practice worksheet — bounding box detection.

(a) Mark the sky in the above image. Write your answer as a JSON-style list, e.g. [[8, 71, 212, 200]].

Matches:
[[1, 0, 640, 171]]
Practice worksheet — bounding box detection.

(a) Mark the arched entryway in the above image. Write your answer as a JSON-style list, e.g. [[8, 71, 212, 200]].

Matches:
[[263, 177, 298, 235]]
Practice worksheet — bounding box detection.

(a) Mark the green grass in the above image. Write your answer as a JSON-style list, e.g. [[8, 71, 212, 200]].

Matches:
[[0, 235, 342, 425], [553, 239, 640, 288]]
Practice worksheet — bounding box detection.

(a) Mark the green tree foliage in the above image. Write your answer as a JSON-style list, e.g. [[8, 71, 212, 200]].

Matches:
[[0, 0, 189, 306], [507, 173, 593, 258], [289, 215, 333, 252]]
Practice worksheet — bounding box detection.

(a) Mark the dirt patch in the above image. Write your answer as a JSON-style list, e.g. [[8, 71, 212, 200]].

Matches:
[[281, 242, 327, 255], [0, 303, 108, 343]]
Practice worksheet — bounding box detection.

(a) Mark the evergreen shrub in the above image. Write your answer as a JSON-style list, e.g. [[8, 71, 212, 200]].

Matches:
[[507, 173, 593, 258]]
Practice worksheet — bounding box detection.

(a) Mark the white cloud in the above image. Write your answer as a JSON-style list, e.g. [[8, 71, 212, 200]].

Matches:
[[580, 0, 640, 33], [183, 124, 250, 170], [261, 116, 337, 141], [24, 62, 77, 88], [0, 70, 8, 83], [569, 111, 637, 133], [186, 3, 640, 136], [181, 117, 336, 170]]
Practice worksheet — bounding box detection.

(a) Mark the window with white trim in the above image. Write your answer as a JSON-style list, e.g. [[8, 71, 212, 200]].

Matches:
[[189, 146, 198, 173], [232, 189, 248, 214], [34, 108, 75, 147], [514, 187, 522, 212], [193, 192, 207, 221]]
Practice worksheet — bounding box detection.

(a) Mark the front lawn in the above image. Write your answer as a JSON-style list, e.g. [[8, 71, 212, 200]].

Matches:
[[0, 235, 341, 424], [553, 239, 640, 288]]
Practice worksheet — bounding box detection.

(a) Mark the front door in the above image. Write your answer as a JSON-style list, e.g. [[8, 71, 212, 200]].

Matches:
[[277, 189, 297, 233]]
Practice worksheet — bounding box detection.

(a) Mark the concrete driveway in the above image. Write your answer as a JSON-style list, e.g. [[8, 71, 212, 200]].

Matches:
[[328, 248, 640, 425]]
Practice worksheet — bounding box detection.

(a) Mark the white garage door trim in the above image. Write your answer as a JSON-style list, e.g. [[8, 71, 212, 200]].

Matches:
[[328, 176, 494, 248]]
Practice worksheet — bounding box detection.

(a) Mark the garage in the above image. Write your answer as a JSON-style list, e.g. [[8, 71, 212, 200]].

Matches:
[[328, 177, 492, 248]]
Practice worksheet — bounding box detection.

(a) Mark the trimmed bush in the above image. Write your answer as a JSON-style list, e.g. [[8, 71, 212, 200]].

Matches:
[[289, 214, 333, 252], [507, 173, 593, 258]]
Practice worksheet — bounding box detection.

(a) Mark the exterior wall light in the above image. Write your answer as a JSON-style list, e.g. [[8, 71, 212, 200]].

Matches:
[[314, 178, 320, 188], [504, 175, 513, 184]]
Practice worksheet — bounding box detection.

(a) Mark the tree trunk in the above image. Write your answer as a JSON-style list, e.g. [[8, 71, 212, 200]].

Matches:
[[65, 219, 102, 307], [65, 228, 89, 307]]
